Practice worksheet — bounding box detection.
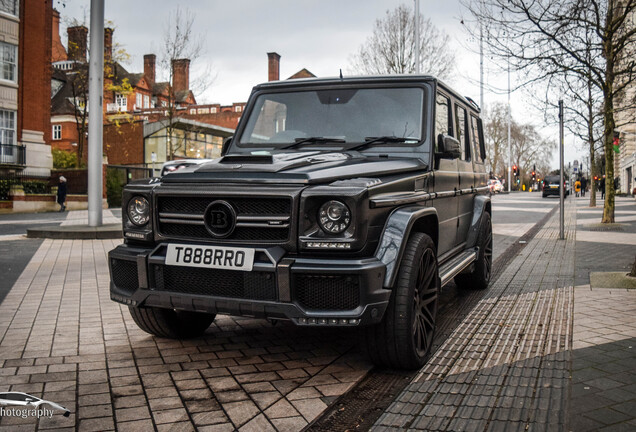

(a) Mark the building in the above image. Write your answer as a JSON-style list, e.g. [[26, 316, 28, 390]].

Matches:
[[0, 0, 53, 176]]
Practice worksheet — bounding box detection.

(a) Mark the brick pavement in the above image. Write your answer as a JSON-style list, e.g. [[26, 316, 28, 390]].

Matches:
[[0, 236, 370, 431], [374, 196, 577, 430]]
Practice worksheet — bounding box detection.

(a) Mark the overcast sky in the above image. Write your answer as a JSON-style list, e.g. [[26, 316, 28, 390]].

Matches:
[[55, 0, 583, 169]]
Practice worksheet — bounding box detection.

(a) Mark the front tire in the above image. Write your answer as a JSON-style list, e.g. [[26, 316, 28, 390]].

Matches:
[[455, 212, 493, 290], [364, 232, 439, 369], [129, 306, 215, 338]]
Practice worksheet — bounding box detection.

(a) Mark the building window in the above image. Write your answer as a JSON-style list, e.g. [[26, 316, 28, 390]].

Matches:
[[211, 107, 217, 113], [0, 42, 17, 82], [235, 105, 242, 113], [190, 108, 196, 115], [115, 93, 127, 111], [53, 125, 62, 140], [0, 0, 18, 16], [144, 95, 150, 108], [0, 109, 15, 146], [135, 93, 142, 109]]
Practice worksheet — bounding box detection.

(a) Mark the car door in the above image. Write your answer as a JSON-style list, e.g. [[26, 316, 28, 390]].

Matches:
[[455, 103, 474, 246], [433, 92, 459, 256]]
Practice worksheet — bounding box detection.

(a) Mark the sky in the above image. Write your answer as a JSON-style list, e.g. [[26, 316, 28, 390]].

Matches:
[[55, 0, 584, 169]]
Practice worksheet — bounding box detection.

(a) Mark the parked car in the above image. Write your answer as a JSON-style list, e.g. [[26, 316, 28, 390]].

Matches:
[[543, 175, 569, 198], [109, 75, 492, 370], [488, 179, 504, 193]]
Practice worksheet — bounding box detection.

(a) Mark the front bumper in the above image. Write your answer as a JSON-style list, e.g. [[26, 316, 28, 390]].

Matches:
[[109, 243, 390, 326]]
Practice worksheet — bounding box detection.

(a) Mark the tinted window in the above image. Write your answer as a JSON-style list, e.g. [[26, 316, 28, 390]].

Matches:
[[470, 115, 484, 163], [435, 93, 452, 151], [455, 105, 469, 161]]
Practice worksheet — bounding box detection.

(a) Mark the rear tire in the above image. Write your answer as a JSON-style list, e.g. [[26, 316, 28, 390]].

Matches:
[[455, 212, 492, 290], [129, 306, 215, 338], [364, 232, 439, 369]]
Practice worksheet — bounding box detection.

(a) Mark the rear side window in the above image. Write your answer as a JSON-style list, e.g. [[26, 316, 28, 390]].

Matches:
[[470, 114, 485, 162], [455, 104, 469, 161], [435, 93, 453, 149]]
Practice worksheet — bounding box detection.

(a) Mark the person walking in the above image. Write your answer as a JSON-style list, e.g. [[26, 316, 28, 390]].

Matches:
[[575, 179, 581, 197], [581, 177, 587, 197], [600, 177, 605, 199], [57, 176, 67, 212]]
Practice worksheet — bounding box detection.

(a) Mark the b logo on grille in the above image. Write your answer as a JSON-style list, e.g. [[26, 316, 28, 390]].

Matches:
[[204, 200, 236, 238]]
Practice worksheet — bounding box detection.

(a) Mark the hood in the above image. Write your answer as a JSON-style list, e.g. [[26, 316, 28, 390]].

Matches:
[[161, 151, 427, 184]]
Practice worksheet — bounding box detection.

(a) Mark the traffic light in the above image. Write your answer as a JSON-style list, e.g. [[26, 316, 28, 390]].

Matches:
[[532, 171, 536, 181], [613, 130, 620, 153], [513, 165, 518, 176]]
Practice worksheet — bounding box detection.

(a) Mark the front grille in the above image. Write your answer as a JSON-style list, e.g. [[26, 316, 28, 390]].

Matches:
[[294, 274, 360, 311], [156, 195, 292, 243], [153, 265, 277, 301], [111, 259, 139, 293]]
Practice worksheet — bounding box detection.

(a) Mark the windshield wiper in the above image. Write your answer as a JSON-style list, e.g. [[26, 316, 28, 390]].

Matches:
[[347, 136, 419, 152], [282, 137, 347, 150]]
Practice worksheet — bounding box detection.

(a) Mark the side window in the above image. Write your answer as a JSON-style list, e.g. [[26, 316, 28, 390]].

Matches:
[[470, 115, 485, 163], [455, 104, 469, 161], [435, 93, 452, 150]]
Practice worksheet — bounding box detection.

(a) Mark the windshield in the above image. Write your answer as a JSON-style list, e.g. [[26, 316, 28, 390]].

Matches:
[[237, 87, 425, 148]]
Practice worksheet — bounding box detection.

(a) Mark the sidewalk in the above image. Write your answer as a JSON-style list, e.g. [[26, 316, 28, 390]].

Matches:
[[373, 195, 636, 431]]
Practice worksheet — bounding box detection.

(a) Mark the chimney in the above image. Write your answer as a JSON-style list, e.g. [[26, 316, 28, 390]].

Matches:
[[267, 52, 280, 82], [144, 54, 156, 87], [51, 9, 67, 62], [67, 26, 88, 62], [172, 58, 190, 95], [104, 27, 113, 62]]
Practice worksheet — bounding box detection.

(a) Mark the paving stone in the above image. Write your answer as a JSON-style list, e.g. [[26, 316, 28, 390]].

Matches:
[[221, 400, 260, 428]]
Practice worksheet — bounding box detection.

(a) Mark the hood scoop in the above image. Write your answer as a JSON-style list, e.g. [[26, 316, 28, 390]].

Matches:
[[219, 154, 273, 164]]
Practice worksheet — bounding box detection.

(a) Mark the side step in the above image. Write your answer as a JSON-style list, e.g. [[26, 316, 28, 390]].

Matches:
[[439, 248, 478, 287]]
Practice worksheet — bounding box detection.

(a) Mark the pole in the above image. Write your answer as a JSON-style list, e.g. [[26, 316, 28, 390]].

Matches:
[[559, 100, 565, 240], [507, 62, 511, 192], [479, 1, 484, 109], [415, 0, 420, 74], [88, 0, 104, 227]]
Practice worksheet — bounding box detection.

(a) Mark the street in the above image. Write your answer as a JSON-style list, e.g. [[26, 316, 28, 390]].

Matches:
[[0, 193, 634, 431]]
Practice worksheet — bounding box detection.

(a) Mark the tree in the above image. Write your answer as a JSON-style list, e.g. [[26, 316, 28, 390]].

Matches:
[[462, 0, 636, 223], [157, 7, 213, 160], [484, 103, 555, 184], [484, 103, 509, 177], [350, 4, 455, 79]]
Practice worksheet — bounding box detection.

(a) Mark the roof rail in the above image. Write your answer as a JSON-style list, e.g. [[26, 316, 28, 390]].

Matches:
[[465, 96, 480, 111]]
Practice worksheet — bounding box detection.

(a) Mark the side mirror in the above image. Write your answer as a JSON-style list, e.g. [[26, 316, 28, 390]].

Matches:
[[221, 136, 233, 156], [436, 134, 461, 159]]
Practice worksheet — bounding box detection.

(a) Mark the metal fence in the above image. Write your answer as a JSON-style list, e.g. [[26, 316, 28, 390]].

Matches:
[[0, 173, 51, 201], [0, 144, 26, 166]]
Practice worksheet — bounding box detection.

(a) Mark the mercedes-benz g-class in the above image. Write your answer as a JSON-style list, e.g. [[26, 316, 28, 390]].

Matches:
[[109, 76, 492, 369]]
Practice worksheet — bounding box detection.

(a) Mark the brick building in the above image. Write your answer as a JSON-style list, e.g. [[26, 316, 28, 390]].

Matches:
[[0, 0, 53, 176]]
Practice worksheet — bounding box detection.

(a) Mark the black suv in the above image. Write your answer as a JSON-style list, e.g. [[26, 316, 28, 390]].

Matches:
[[542, 175, 569, 198], [109, 76, 492, 369]]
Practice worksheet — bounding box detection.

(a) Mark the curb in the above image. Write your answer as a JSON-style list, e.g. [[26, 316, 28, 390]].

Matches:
[[26, 224, 122, 239]]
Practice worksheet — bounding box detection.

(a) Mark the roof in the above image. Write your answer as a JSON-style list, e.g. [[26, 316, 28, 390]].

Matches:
[[144, 117, 235, 138]]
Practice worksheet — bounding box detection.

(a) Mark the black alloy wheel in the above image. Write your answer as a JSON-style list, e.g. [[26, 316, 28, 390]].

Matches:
[[412, 246, 438, 357], [364, 232, 439, 369]]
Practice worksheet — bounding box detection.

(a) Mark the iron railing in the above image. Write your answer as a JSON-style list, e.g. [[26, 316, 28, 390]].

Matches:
[[0, 144, 26, 166]]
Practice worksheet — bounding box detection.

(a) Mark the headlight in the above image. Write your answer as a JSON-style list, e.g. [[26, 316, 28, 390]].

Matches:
[[127, 196, 150, 226], [318, 200, 351, 234]]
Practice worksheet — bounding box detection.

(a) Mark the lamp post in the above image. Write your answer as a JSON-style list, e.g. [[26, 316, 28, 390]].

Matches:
[[415, 0, 420, 74], [88, 0, 104, 226]]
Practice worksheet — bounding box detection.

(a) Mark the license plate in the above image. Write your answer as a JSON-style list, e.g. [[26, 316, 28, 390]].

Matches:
[[165, 244, 255, 271], [550, 185, 558, 188]]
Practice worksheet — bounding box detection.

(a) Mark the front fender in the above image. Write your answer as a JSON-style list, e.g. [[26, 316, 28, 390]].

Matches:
[[465, 194, 491, 248], [375, 206, 438, 288]]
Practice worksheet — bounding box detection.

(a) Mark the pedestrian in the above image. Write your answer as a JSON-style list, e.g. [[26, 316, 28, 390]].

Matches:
[[581, 177, 587, 197], [600, 177, 605, 199], [575, 179, 581, 197], [57, 176, 67, 212]]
